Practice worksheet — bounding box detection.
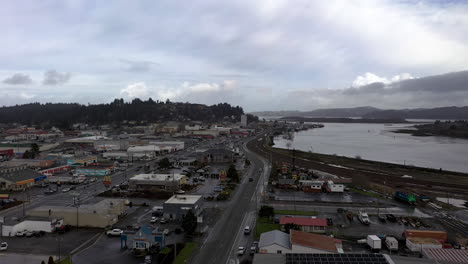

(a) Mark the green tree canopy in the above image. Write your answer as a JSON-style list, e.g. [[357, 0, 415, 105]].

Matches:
[[181, 210, 198, 235], [284, 223, 300, 234], [158, 157, 171, 169], [227, 164, 239, 183], [258, 205, 275, 218]]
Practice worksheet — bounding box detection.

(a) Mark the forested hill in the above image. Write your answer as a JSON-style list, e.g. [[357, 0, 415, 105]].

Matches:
[[0, 99, 249, 127]]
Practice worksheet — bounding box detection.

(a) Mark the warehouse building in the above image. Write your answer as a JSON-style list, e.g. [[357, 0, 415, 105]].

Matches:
[[163, 195, 203, 220], [75, 163, 114, 176], [0, 165, 47, 191], [28, 199, 126, 228], [129, 173, 187, 192]]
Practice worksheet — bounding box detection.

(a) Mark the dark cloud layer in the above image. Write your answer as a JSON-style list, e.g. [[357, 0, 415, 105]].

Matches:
[[3, 73, 33, 85], [42, 70, 71, 85]]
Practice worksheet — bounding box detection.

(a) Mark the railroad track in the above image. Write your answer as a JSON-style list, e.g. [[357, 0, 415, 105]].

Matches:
[[247, 135, 468, 195]]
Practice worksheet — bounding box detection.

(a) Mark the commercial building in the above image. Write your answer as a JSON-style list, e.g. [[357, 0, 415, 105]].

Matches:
[[3, 159, 56, 169], [67, 156, 98, 166], [163, 195, 203, 220], [149, 141, 185, 151], [253, 253, 395, 264], [0, 165, 47, 190], [75, 163, 114, 176], [65, 135, 110, 145], [422, 248, 468, 263], [197, 148, 234, 164], [1, 216, 64, 237], [129, 173, 187, 192], [28, 199, 126, 228], [241, 114, 248, 127], [280, 217, 328, 234], [258, 230, 342, 254]]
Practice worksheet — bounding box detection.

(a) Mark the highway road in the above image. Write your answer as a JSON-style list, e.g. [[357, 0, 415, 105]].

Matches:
[[192, 136, 270, 264]]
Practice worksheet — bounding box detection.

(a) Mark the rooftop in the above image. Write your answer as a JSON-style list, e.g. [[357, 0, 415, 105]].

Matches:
[[130, 173, 185, 182], [290, 230, 341, 253], [258, 230, 291, 249], [423, 248, 468, 263], [280, 217, 328, 227], [164, 195, 202, 204]]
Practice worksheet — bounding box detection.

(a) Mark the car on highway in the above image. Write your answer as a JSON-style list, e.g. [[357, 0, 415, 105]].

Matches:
[[159, 218, 167, 224], [25, 231, 34, 237], [106, 229, 123, 236], [44, 189, 56, 195], [237, 246, 246, 255], [249, 177, 253, 182], [175, 190, 185, 194], [0, 242, 8, 251], [163, 229, 170, 236], [150, 217, 158, 223], [62, 187, 71, 193], [90, 178, 97, 183], [250, 246, 257, 255], [15, 230, 26, 237], [244, 226, 251, 235]]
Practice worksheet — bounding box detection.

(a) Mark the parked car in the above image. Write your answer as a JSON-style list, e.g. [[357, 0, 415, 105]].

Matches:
[[90, 178, 97, 183], [33, 230, 46, 237], [62, 188, 71, 193], [106, 229, 123, 236], [237, 246, 246, 255], [150, 217, 158, 223], [159, 218, 167, 224], [0, 242, 7, 251], [56, 225, 71, 233], [175, 190, 185, 194], [144, 255, 152, 264], [163, 229, 170, 236], [15, 230, 26, 237]]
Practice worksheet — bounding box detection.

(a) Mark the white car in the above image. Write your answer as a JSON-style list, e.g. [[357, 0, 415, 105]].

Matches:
[[237, 246, 246, 255], [62, 188, 71, 193], [150, 217, 158, 223], [106, 229, 123, 236], [163, 229, 170, 235], [15, 230, 26, 237], [0, 242, 7, 251]]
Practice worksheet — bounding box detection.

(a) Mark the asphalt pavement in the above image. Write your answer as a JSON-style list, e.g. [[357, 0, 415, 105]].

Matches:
[[192, 137, 270, 264]]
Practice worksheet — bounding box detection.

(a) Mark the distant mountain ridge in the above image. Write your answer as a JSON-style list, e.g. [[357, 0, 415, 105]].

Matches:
[[363, 106, 468, 119], [251, 106, 379, 118], [252, 105, 468, 119]]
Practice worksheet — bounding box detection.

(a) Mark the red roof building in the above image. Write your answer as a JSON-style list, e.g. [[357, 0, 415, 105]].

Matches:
[[280, 217, 328, 233]]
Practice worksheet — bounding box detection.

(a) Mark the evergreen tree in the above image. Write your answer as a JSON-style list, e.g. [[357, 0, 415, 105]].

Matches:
[[181, 210, 197, 235], [227, 164, 239, 183], [47, 256, 55, 264]]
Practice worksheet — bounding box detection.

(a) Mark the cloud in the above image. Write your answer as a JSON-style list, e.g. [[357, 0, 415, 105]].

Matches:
[[19, 92, 36, 99], [351, 73, 414, 88], [120, 82, 150, 98], [42, 70, 72, 85], [120, 59, 157, 72], [3, 73, 33, 85]]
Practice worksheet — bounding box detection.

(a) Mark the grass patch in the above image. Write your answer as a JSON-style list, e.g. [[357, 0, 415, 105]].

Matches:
[[173, 242, 197, 264], [349, 187, 384, 199], [160, 247, 171, 254], [255, 217, 280, 239], [58, 257, 72, 264], [274, 210, 318, 216]]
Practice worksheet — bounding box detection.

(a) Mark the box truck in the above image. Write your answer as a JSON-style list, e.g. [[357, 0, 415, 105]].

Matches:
[[367, 235, 382, 251]]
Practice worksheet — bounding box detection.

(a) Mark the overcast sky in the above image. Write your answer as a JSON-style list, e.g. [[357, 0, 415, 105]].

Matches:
[[1, 0, 468, 111]]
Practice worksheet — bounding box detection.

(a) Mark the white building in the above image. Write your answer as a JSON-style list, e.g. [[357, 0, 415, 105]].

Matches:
[[241, 114, 248, 127], [129, 173, 187, 192], [149, 141, 185, 151]]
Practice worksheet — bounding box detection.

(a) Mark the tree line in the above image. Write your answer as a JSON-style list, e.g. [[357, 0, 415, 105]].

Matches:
[[0, 99, 255, 129]]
